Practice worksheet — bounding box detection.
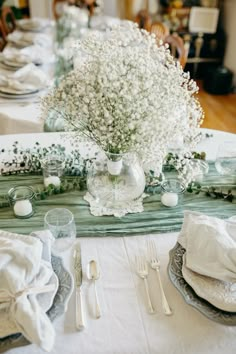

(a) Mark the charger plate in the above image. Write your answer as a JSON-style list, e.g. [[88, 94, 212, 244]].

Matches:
[[0, 254, 73, 353], [168, 242, 236, 326]]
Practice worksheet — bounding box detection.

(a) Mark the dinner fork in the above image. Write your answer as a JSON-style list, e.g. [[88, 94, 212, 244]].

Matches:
[[136, 255, 155, 314], [147, 239, 172, 316]]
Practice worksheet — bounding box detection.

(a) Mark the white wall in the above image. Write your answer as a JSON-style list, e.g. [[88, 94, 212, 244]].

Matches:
[[223, 0, 236, 86], [28, 0, 52, 18], [103, 0, 117, 17]]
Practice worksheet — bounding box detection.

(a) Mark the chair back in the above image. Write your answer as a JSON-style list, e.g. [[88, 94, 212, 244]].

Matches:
[[135, 9, 152, 32], [0, 19, 6, 51], [164, 33, 188, 69], [150, 22, 169, 41], [1, 6, 16, 34], [53, 0, 67, 20]]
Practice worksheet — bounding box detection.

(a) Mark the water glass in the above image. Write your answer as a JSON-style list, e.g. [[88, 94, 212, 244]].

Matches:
[[215, 142, 236, 176], [44, 208, 76, 252]]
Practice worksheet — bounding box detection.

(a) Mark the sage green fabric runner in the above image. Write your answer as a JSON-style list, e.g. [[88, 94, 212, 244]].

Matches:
[[0, 163, 235, 237]]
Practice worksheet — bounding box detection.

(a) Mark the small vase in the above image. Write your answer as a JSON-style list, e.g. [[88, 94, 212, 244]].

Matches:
[[87, 151, 146, 210]]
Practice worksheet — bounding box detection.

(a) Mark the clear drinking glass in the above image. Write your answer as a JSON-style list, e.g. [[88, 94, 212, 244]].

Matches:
[[215, 142, 236, 176], [44, 208, 76, 252]]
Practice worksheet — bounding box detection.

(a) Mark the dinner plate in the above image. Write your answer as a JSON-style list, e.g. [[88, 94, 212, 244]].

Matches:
[[0, 87, 39, 97], [182, 254, 236, 312], [0, 254, 74, 353], [0, 86, 39, 95], [2, 59, 28, 69], [168, 242, 236, 326], [17, 19, 46, 32]]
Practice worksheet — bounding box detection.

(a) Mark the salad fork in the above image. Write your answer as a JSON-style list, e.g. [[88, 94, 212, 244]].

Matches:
[[147, 239, 172, 316], [136, 255, 155, 314]]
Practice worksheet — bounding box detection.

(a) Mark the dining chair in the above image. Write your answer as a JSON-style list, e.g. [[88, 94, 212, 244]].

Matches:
[[53, 0, 67, 20], [0, 19, 6, 51], [164, 32, 188, 69], [150, 21, 170, 41], [1, 6, 16, 34], [135, 9, 152, 32]]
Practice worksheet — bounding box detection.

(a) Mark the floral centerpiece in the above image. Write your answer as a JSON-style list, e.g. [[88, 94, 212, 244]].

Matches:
[[41, 22, 203, 213]]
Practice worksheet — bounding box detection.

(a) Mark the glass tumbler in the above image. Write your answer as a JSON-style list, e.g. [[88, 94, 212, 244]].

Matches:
[[41, 155, 65, 188], [8, 186, 35, 219], [44, 208, 76, 252], [215, 141, 236, 176], [161, 179, 185, 208]]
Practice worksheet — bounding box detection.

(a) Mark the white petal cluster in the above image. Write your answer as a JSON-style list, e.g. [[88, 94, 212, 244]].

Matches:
[[42, 22, 203, 176]]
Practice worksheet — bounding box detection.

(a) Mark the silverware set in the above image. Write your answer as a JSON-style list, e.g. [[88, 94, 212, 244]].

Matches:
[[73, 243, 101, 331], [73, 238, 171, 331], [136, 239, 172, 316]]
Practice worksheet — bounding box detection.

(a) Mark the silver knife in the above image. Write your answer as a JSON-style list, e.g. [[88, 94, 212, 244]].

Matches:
[[73, 242, 86, 330]]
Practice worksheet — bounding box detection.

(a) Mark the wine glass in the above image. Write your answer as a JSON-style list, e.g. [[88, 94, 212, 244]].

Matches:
[[215, 142, 236, 176], [44, 208, 76, 252]]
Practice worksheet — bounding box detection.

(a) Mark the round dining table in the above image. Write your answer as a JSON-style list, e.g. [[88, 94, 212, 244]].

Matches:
[[0, 128, 236, 354]]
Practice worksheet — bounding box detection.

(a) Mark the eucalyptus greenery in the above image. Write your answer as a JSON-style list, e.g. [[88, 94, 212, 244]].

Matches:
[[187, 182, 235, 202], [0, 141, 92, 176]]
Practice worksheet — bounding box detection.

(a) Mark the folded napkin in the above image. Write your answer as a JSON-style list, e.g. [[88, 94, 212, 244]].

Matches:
[[178, 211, 236, 282], [0, 63, 49, 92], [7, 30, 52, 48], [0, 230, 56, 351], [17, 18, 50, 32], [0, 49, 31, 66]]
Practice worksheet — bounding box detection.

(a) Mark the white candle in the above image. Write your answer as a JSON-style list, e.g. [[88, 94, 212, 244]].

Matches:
[[44, 176, 61, 188], [13, 200, 33, 217], [161, 192, 178, 207]]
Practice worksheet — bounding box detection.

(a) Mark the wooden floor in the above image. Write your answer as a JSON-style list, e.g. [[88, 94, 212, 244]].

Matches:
[[196, 81, 236, 134]]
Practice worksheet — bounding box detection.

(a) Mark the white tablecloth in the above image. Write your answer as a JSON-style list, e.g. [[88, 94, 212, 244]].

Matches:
[[1, 129, 236, 354]]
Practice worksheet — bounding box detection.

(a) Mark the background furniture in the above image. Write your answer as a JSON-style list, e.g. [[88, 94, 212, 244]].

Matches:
[[1, 6, 16, 34], [0, 19, 6, 50]]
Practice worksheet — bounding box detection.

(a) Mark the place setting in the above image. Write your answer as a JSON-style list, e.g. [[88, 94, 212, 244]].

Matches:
[[6, 30, 52, 49], [0, 63, 50, 100], [168, 211, 236, 326], [0, 227, 74, 353], [16, 18, 52, 33]]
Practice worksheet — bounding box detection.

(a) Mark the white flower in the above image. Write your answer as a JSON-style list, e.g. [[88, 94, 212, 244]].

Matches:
[[41, 22, 203, 177]]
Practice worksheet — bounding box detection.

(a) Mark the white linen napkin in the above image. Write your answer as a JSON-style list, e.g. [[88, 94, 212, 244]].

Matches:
[[178, 211, 236, 282], [7, 30, 52, 48], [0, 230, 56, 351], [0, 63, 49, 92], [0, 49, 31, 66]]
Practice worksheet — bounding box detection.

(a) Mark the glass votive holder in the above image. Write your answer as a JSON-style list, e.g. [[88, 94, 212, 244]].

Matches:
[[161, 179, 185, 208], [190, 159, 209, 183], [41, 155, 65, 188], [8, 186, 35, 219], [44, 208, 76, 252]]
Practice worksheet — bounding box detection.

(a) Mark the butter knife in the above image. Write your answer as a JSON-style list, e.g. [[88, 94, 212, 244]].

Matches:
[[73, 242, 85, 330]]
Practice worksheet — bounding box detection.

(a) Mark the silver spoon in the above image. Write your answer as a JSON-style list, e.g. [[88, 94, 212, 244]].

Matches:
[[88, 260, 101, 319]]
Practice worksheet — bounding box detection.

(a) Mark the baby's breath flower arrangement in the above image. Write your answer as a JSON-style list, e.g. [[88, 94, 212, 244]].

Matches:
[[42, 22, 203, 177]]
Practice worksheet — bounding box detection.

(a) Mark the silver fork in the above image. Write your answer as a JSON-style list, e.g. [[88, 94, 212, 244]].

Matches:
[[147, 239, 172, 316], [136, 255, 155, 314]]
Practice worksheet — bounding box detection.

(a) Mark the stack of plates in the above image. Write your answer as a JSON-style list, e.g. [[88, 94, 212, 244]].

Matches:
[[17, 19, 48, 32], [0, 86, 39, 99], [168, 243, 236, 325], [0, 253, 73, 352]]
